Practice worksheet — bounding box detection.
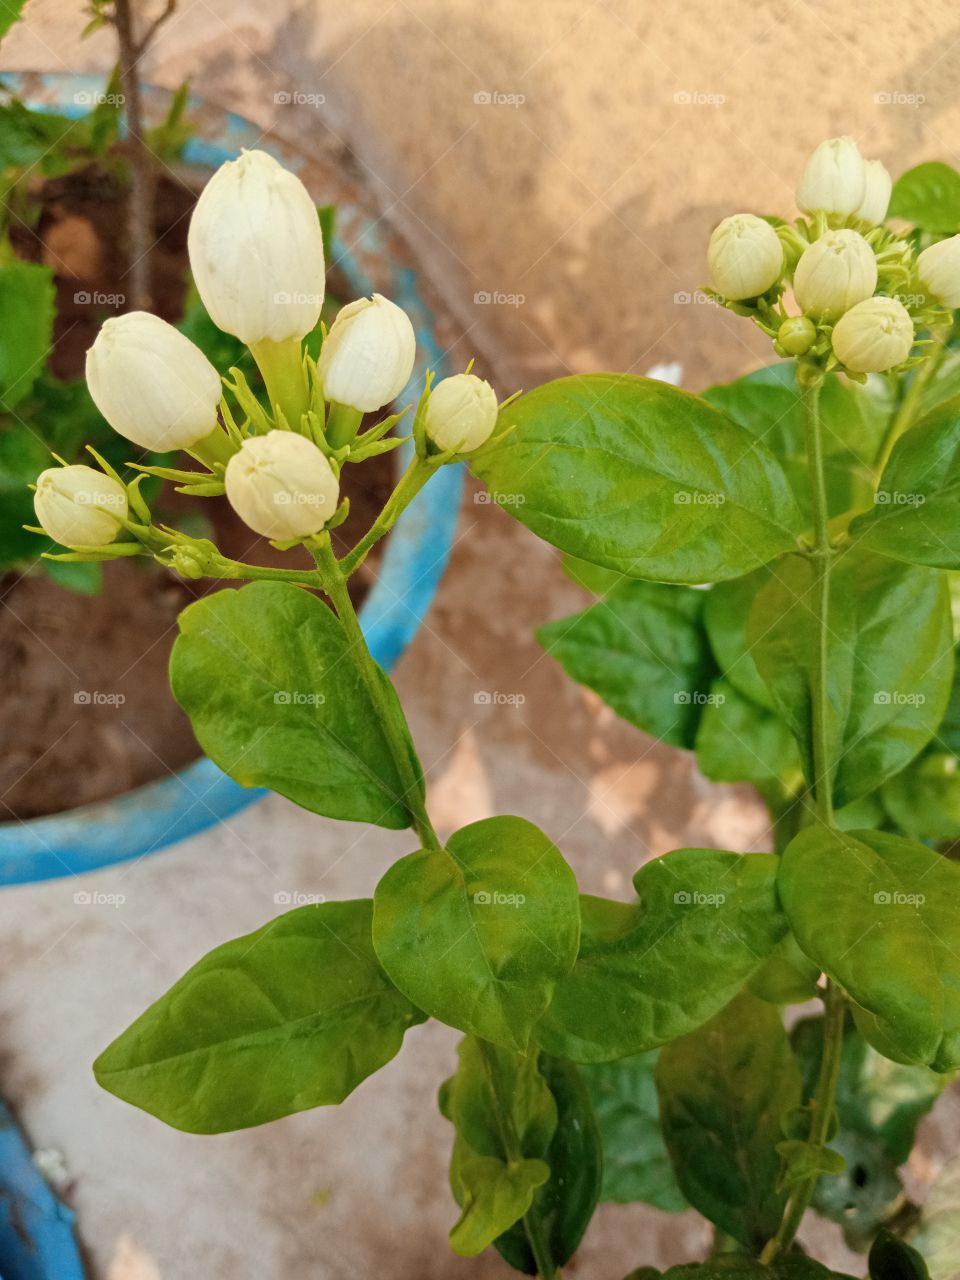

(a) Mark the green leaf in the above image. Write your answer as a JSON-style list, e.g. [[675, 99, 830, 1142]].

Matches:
[[42, 557, 103, 595], [471, 374, 805, 583], [0, 0, 27, 39], [93, 900, 426, 1133], [695, 678, 801, 784], [909, 1153, 960, 1279], [536, 848, 787, 1062], [537, 581, 716, 749], [748, 931, 822, 1005], [882, 753, 960, 841], [169, 581, 423, 829], [889, 162, 960, 233], [704, 363, 891, 517], [869, 1230, 931, 1280], [851, 400, 960, 569], [580, 1050, 687, 1211], [561, 551, 627, 596], [748, 551, 954, 807], [0, 261, 55, 408], [704, 568, 777, 709], [373, 816, 580, 1050], [779, 827, 960, 1070], [439, 1037, 555, 1258], [494, 1055, 603, 1273], [656, 992, 802, 1249]]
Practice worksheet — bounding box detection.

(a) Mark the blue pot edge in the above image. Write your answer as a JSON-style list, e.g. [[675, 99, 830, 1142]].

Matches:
[[0, 73, 464, 885]]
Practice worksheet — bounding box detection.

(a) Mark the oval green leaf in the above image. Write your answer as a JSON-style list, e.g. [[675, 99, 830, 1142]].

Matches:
[[170, 580, 423, 829], [373, 816, 581, 1050], [93, 900, 426, 1133], [471, 374, 804, 583]]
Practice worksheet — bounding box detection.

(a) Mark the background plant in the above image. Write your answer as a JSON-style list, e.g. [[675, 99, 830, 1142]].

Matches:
[[29, 138, 960, 1277]]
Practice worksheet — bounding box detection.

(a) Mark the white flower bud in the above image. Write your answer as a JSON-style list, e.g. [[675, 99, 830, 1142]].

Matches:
[[187, 149, 326, 345], [797, 137, 866, 216], [831, 296, 914, 373], [917, 235, 960, 308], [424, 374, 499, 453], [224, 431, 339, 540], [856, 159, 892, 225], [317, 294, 416, 413], [34, 465, 128, 547], [707, 214, 784, 301], [86, 312, 222, 451], [793, 230, 878, 320]]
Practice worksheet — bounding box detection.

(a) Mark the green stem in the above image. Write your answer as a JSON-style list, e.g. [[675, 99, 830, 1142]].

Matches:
[[874, 329, 947, 477], [326, 401, 364, 449], [189, 427, 236, 468], [339, 455, 438, 578], [312, 537, 440, 850], [477, 1042, 558, 1280], [759, 981, 846, 1263], [250, 338, 310, 425], [761, 376, 845, 1263], [802, 380, 834, 827]]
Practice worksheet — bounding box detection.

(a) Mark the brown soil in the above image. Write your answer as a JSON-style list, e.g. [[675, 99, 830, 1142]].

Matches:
[[1, 159, 394, 820]]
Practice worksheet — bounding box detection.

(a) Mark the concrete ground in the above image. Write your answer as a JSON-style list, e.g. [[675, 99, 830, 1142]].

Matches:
[[3, 1, 960, 1276]]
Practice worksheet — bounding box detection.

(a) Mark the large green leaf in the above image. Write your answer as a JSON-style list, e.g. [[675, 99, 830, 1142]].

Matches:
[[748, 551, 954, 807], [882, 752, 960, 841], [0, 261, 55, 409], [537, 581, 715, 749], [581, 1049, 687, 1210], [704, 363, 891, 517], [471, 374, 805, 583], [851, 400, 960, 570], [93, 900, 425, 1133], [649, 1259, 857, 1280], [438, 1037, 555, 1259], [704, 568, 777, 709], [170, 581, 423, 829], [694, 678, 801, 785], [536, 848, 787, 1063], [495, 1055, 603, 1274], [0, 0, 27, 39], [779, 827, 960, 1070], [656, 992, 801, 1249], [889, 162, 960, 233], [373, 816, 580, 1050]]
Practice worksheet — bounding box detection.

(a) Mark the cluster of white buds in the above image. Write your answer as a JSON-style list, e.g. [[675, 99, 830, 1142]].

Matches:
[[34, 148, 502, 554], [706, 135, 960, 379]]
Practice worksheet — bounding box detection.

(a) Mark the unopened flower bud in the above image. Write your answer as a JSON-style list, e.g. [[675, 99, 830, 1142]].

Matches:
[[86, 312, 222, 452], [797, 137, 866, 217], [707, 214, 784, 300], [778, 315, 817, 356], [224, 430, 339, 540], [917, 235, 960, 308], [856, 159, 892, 225], [793, 230, 878, 320], [831, 296, 914, 373], [424, 374, 498, 452], [187, 149, 326, 345], [317, 294, 416, 413], [34, 465, 128, 547]]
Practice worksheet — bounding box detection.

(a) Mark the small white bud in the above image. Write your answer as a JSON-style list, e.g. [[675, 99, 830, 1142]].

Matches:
[[317, 294, 416, 413], [424, 374, 498, 453], [224, 431, 339, 540], [797, 137, 867, 216], [831, 296, 914, 373], [187, 149, 326, 345], [707, 214, 784, 301], [86, 312, 222, 451], [34, 465, 128, 547], [856, 159, 892, 225], [793, 229, 878, 320], [917, 235, 960, 308]]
